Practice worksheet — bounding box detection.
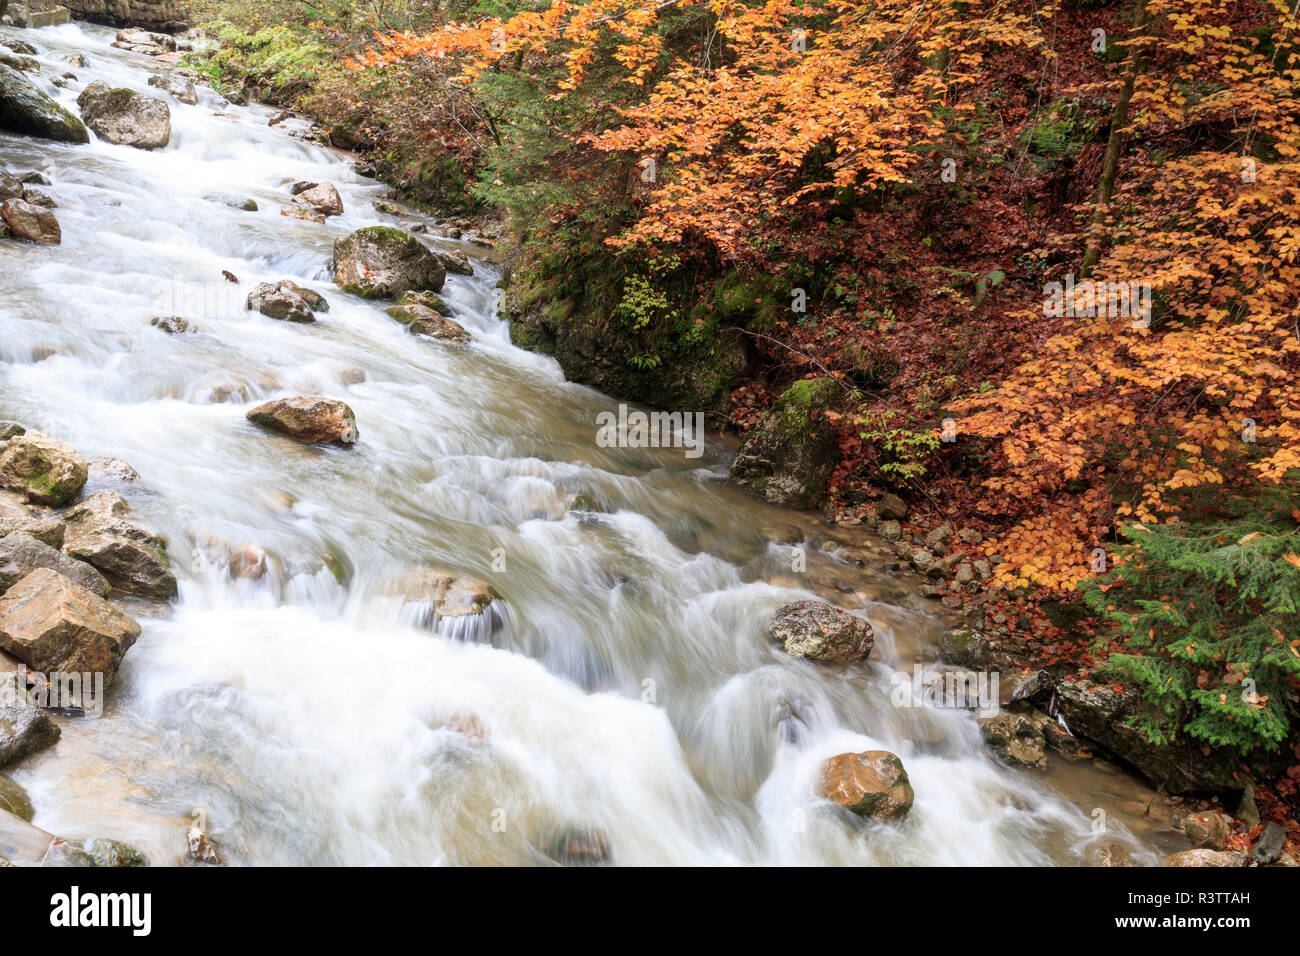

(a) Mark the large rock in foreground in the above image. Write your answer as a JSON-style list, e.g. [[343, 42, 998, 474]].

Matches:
[[333, 227, 445, 299], [819, 750, 914, 822], [0, 569, 142, 686], [769, 600, 873, 662], [1055, 678, 1239, 793], [730, 377, 840, 508], [0, 432, 88, 507], [77, 81, 171, 149], [246, 397, 358, 446], [0, 64, 90, 143], [62, 491, 176, 601]]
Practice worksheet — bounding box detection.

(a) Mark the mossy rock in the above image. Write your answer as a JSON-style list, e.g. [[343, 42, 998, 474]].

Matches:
[[0, 773, 32, 821], [730, 377, 840, 508]]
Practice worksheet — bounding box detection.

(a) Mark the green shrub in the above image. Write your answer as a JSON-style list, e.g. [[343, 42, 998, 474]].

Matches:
[[1081, 517, 1300, 760]]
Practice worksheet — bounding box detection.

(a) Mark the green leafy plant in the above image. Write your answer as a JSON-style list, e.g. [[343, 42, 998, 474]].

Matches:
[[1081, 518, 1300, 759]]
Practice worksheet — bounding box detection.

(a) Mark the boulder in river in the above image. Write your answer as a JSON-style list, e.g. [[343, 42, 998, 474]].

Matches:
[[147, 70, 197, 105], [0, 63, 90, 143], [0, 50, 38, 73], [0, 664, 60, 769], [385, 304, 469, 344], [0, 431, 88, 507], [1162, 848, 1246, 867], [730, 377, 840, 508], [1054, 677, 1239, 793], [390, 568, 496, 617], [293, 181, 342, 217], [0, 568, 142, 686], [395, 288, 454, 316], [0, 489, 64, 548], [85, 837, 147, 867], [1251, 821, 1287, 865], [978, 707, 1051, 770], [936, 625, 991, 668], [333, 226, 446, 299], [150, 314, 194, 334], [819, 750, 914, 822], [768, 600, 873, 663], [111, 28, 177, 57], [62, 491, 177, 601], [0, 197, 60, 243], [435, 249, 473, 276], [246, 281, 316, 324], [281, 205, 325, 224], [1182, 810, 1232, 850], [0, 772, 33, 819], [273, 279, 328, 312], [0, 531, 110, 597], [0, 170, 22, 201], [545, 826, 609, 866], [77, 81, 171, 149], [246, 397, 358, 446]]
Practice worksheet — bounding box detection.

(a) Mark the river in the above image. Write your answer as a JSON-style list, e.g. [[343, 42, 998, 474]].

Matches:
[[0, 21, 1179, 866]]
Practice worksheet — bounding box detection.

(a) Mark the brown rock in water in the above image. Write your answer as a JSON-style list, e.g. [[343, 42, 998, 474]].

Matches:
[[0, 773, 33, 819], [0, 568, 142, 686], [147, 71, 197, 105], [0, 432, 87, 506], [0, 197, 60, 244], [768, 600, 873, 662], [246, 281, 315, 324], [388, 568, 496, 619], [0, 489, 64, 548], [0, 666, 60, 769], [246, 397, 358, 446], [1183, 810, 1232, 850], [281, 205, 325, 224], [978, 708, 1051, 771], [1162, 848, 1247, 867], [819, 750, 914, 821], [546, 827, 609, 866], [333, 226, 445, 299], [62, 491, 177, 601], [293, 181, 342, 217], [77, 82, 171, 149], [435, 249, 473, 276], [385, 304, 469, 344], [0, 531, 109, 597], [273, 280, 328, 312]]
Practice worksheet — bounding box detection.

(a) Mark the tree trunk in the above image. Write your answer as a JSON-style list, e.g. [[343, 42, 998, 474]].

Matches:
[[1081, 0, 1149, 278]]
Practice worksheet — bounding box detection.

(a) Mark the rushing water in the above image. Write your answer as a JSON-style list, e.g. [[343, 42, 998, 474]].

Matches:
[[1, 22, 1176, 866]]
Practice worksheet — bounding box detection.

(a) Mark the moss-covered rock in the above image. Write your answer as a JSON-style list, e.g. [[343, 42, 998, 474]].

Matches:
[[0, 432, 88, 507], [819, 750, 914, 821], [0, 63, 90, 143], [333, 226, 445, 300], [500, 253, 749, 411], [729, 377, 840, 508]]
